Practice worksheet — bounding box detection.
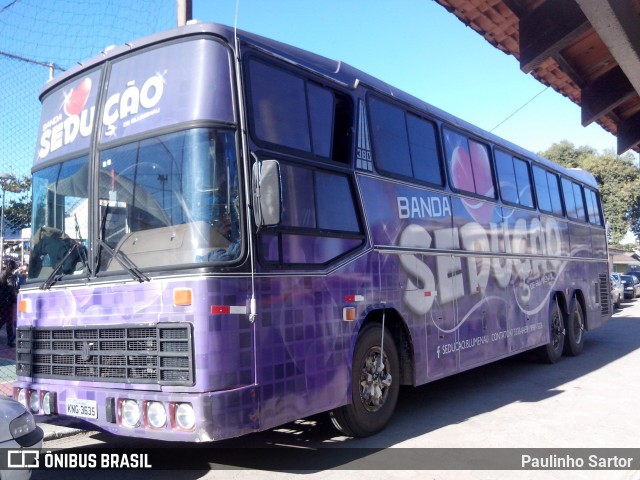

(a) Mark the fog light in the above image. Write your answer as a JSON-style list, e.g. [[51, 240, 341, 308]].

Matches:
[[41, 391, 56, 415], [28, 390, 40, 413], [146, 402, 167, 429], [121, 399, 141, 427], [17, 389, 27, 408], [174, 403, 195, 430]]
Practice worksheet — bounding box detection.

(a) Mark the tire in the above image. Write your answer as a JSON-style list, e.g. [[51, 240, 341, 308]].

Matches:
[[537, 299, 565, 364], [330, 323, 400, 437], [563, 299, 585, 357], [615, 294, 621, 309]]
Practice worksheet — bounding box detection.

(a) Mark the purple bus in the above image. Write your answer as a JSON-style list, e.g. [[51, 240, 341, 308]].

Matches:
[[14, 22, 611, 442]]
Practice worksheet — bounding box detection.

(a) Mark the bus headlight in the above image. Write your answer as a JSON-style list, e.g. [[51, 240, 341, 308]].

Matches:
[[16, 389, 27, 408], [42, 391, 57, 415], [121, 399, 141, 427], [174, 403, 195, 430], [146, 402, 167, 429], [28, 390, 40, 413]]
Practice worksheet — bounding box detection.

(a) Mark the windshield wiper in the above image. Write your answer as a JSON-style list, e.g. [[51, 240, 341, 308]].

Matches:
[[97, 203, 149, 282], [97, 239, 149, 283], [41, 215, 92, 290], [41, 242, 86, 290]]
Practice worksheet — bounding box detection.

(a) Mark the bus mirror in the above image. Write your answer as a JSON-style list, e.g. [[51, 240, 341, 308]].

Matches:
[[253, 159, 281, 227]]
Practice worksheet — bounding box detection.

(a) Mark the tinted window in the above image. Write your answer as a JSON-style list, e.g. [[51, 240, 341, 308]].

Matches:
[[316, 172, 360, 232], [532, 165, 551, 212], [248, 59, 349, 162], [572, 182, 586, 221], [495, 150, 519, 204], [261, 162, 363, 266], [406, 114, 442, 185], [586, 188, 602, 226], [308, 83, 334, 158], [368, 97, 443, 185], [279, 163, 359, 233], [249, 60, 310, 151], [513, 158, 533, 207], [444, 128, 494, 198], [547, 172, 563, 215], [561, 178, 576, 219], [369, 97, 412, 177], [533, 166, 563, 215]]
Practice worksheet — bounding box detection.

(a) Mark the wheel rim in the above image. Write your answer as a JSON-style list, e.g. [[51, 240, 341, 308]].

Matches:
[[358, 346, 392, 412], [552, 307, 564, 349], [571, 307, 584, 344]]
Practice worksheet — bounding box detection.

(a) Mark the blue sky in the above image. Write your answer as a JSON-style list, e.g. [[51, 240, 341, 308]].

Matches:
[[194, 0, 627, 159]]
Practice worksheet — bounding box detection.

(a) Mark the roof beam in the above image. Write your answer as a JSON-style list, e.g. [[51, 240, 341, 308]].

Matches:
[[519, 0, 590, 73], [575, 0, 640, 97], [581, 66, 636, 126], [617, 111, 640, 154]]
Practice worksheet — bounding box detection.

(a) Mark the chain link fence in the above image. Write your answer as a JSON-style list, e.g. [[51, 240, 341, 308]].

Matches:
[[0, 0, 176, 395]]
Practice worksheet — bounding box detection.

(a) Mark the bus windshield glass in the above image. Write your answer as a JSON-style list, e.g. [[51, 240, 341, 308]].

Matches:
[[29, 156, 90, 280], [98, 127, 240, 271], [29, 127, 241, 280]]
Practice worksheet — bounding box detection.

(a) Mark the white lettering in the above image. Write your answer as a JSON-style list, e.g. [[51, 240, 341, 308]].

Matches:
[[398, 225, 435, 315], [396, 196, 451, 219], [398, 217, 565, 314]]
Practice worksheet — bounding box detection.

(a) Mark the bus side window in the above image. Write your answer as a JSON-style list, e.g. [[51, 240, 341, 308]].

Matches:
[[368, 96, 412, 177], [247, 58, 352, 164], [547, 172, 564, 215], [573, 182, 587, 222], [532, 165, 552, 212], [444, 128, 495, 198], [495, 150, 518, 204], [561, 178, 578, 219], [514, 157, 533, 207], [586, 188, 603, 226], [368, 96, 443, 186]]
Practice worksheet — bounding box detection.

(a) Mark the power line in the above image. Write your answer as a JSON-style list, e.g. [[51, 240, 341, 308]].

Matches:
[[489, 85, 550, 133], [0, 1, 19, 15]]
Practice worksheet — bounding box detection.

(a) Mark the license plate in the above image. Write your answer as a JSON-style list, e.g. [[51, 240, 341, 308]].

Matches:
[[66, 398, 98, 419]]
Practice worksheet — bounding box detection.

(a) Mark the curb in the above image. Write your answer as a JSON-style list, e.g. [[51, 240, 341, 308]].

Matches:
[[43, 427, 84, 441], [39, 422, 85, 442]]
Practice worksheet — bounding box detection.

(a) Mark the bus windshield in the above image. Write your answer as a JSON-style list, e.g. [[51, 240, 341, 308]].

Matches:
[[29, 127, 241, 281]]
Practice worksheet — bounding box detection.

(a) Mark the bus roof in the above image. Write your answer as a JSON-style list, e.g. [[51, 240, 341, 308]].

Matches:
[[42, 21, 598, 189]]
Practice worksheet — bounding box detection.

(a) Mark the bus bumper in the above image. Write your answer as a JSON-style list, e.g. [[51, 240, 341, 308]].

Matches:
[[12, 380, 259, 442]]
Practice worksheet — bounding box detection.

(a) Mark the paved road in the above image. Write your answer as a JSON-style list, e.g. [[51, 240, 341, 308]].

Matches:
[[31, 299, 640, 480]]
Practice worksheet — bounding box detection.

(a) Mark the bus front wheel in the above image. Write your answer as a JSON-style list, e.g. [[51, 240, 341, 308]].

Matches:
[[330, 323, 400, 437], [563, 299, 585, 357]]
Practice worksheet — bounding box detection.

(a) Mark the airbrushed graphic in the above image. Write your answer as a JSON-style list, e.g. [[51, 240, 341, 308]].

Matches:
[[63, 77, 92, 116]]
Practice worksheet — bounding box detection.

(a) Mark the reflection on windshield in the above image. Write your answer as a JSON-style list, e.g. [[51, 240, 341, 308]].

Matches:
[[28, 128, 242, 283], [29, 156, 90, 281], [98, 128, 241, 272]]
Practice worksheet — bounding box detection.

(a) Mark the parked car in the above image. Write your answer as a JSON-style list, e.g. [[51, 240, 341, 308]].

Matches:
[[0, 396, 43, 480], [620, 274, 640, 299], [611, 274, 623, 309]]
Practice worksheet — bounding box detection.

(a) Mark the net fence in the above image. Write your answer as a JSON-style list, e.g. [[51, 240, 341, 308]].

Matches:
[[0, 0, 176, 394]]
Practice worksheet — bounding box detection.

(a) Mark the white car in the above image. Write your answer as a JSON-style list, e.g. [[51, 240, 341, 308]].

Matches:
[[0, 396, 44, 480]]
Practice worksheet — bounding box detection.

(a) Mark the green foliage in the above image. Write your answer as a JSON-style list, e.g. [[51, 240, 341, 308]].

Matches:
[[2, 175, 31, 232], [539, 141, 640, 244]]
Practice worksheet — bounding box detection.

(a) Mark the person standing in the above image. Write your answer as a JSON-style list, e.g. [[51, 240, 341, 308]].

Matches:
[[0, 259, 19, 347]]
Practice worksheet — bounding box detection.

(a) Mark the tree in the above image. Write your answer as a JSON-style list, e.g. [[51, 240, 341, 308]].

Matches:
[[539, 141, 640, 245], [2, 175, 31, 233]]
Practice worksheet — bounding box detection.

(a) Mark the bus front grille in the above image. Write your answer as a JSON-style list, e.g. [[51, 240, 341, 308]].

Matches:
[[15, 323, 194, 386]]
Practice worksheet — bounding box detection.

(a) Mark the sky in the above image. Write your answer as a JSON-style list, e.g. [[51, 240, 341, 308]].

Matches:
[[193, 0, 631, 160]]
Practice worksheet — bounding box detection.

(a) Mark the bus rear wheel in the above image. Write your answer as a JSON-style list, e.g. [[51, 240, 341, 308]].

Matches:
[[330, 323, 400, 437], [537, 300, 565, 364], [563, 300, 585, 357]]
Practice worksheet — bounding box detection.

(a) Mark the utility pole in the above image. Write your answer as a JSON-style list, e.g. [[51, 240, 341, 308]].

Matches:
[[177, 0, 193, 27]]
